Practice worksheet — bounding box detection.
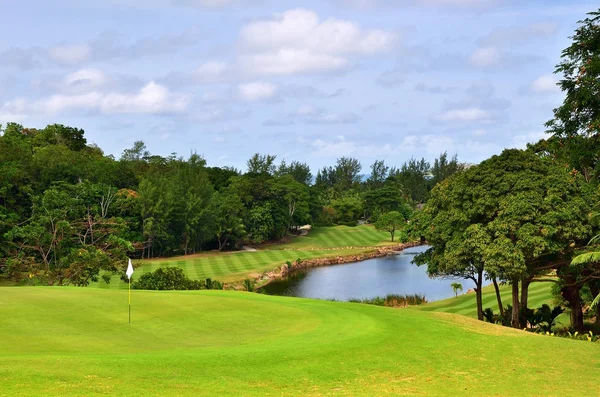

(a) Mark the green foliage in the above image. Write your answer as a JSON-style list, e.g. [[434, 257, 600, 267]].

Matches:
[[451, 282, 463, 297], [349, 294, 427, 307], [375, 211, 406, 242], [331, 195, 363, 225], [243, 278, 256, 292], [133, 267, 203, 290], [414, 149, 592, 326]]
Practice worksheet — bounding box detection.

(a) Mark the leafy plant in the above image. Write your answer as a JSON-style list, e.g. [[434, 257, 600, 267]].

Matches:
[[133, 267, 204, 290], [451, 282, 462, 297], [243, 278, 256, 292]]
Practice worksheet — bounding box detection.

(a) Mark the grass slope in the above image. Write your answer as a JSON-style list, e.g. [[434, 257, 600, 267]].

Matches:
[[96, 225, 391, 288], [2, 288, 599, 396], [419, 281, 555, 318]]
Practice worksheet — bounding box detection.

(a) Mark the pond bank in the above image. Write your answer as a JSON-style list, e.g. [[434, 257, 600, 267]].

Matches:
[[235, 241, 423, 290]]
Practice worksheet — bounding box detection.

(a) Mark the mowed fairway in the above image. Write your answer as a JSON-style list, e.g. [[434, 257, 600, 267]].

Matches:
[[95, 225, 392, 288], [2, 288, 600, 396], [419, 281, 554, 317]]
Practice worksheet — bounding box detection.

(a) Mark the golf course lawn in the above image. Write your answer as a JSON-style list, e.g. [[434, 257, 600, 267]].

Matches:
[[419, 281, 555, 317], [2, 287, 599, 396], [95, 225, 393, 288]]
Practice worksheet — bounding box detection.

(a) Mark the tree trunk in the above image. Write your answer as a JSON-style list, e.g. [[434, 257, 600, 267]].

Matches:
[[475, 268, 484, 321], [492, 277, 504, 316], [391, 231, 395, 242], [589, 283, 600, 327], [562, 284, 585, 331], [520, 276, 531, 313], [511, 279, 520, 328]]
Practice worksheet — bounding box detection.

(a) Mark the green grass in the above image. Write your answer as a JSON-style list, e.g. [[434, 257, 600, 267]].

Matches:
[[1, 287, 599, 396], [95, 225, 391, 288], [273, 225, 393, 249], [419, 281, 555, 318]]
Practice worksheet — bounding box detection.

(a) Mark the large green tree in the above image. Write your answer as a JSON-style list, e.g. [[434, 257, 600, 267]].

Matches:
[[414, 150, 591, 327], [545, 9, 600, 181]]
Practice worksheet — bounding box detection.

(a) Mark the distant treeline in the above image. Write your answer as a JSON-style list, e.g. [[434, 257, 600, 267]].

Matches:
[[0, 122, 463, 286]]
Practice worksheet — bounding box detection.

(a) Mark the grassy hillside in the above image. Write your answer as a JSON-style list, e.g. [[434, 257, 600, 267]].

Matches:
[[419, 281, 555, 317], [96, 225, 392, 288], [1, 288, 598, 396]]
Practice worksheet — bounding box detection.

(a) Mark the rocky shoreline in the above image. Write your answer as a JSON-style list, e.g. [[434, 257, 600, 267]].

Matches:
[[232, 241, 423, 290]]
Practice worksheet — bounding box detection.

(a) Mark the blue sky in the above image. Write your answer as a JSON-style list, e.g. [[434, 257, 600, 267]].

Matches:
[[0, 0, 595, 170]]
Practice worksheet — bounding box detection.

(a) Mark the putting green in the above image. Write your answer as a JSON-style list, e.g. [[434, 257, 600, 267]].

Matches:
[[1, 287, 598, 396]]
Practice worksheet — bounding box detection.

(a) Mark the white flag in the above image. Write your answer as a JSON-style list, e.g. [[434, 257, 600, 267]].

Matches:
[[126, 258, 134, 280]]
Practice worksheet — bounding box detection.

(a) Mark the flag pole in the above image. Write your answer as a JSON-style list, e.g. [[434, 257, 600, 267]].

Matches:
[[126, 258, 134, 324], [128, 276, 131, 324]]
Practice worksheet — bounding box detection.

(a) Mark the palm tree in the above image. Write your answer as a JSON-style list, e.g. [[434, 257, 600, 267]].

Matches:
[[572, 232, 600, 309], [451, 282, 463, 298]]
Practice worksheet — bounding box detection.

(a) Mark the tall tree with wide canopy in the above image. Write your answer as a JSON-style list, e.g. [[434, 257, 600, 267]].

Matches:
[[413, 149, 591, 327], [545, 8, 600, 182]]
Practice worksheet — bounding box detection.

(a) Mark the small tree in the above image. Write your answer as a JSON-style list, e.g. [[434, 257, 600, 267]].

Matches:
[[375, 211, 405, 242], [451, 282, 463, 297]]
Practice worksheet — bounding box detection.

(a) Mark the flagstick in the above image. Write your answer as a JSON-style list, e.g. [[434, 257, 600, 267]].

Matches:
[[128, 277, 131, 324]]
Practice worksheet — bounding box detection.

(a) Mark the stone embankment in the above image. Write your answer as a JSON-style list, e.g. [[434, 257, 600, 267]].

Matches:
[[243, 241, 423, 289]]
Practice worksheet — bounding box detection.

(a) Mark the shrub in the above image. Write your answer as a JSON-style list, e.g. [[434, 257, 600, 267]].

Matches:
[[349, 294, 427, 307], [243, 278, 256, 292], [133, 267, 204, 290]]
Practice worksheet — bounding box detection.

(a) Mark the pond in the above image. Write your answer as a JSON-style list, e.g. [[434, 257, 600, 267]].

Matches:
[[260, 245, 469, 302]]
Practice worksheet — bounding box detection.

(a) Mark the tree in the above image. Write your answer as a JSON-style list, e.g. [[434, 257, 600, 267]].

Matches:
[[277, 160, 312, 185], [390, 157, 430, 203], [451, 282, 463, 297], [375, 211, 405, 242], [270, 175, 310, 231], [413, 150, 591, 326], [334, 157, 362, 192], [121, 141, 150, 162], [367, 160, 389, 189], [545, 9, 600, 181], [247, 153, 277, 175], [5, 183, 133, 286], [212, 190, 246, 251], [431, 152, 463, 186]]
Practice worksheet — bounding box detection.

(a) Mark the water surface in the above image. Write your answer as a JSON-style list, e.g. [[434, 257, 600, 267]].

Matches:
[[261, 246, 469, 302]]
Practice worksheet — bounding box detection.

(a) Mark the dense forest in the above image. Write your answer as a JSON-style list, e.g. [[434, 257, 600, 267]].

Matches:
[[0, 122, 461, 286]]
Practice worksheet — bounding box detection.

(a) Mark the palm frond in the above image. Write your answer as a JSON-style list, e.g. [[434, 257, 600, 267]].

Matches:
[[571, 251, 600, 265], [591, 293, 600, 309], [589, 234, 600, 246]]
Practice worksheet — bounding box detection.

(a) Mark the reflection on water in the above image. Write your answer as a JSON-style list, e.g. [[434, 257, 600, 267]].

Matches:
[[260, 246, 469, 302]]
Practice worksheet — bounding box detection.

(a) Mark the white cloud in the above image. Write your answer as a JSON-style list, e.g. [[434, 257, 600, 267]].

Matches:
[[512, 131, 546, 148], [49, 44, 91, 64], [311, 137, 357, 158], [237, 81, 278, 101], [240, 49, 348, 75], [0, 82, 189, 117], [194, 61, 230, 83], [239, 8, 397, 75], [469, 47, 500, 68], [419, 0, 496, 6], [265, 105, 360, 125], [400, 134, 456, 155], [64, 68, 108, 91], [530, 74, 560, 94], [435, 107, 491, 122], [173, 0, 237, 8]]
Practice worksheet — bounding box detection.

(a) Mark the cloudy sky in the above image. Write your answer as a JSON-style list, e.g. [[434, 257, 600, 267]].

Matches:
[[0, 0, 595, 170]]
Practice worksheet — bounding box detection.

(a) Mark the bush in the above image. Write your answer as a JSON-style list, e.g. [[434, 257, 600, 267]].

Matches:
[[133, 267, 204, 290], [243, 278, 256, 292], [349, 294, 426, 307]]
